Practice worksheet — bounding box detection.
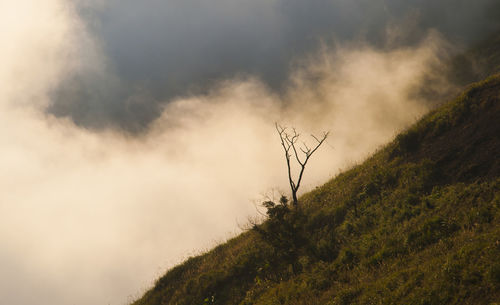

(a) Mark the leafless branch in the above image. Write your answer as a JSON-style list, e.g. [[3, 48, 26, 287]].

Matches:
[[275, 122, 329, 206]]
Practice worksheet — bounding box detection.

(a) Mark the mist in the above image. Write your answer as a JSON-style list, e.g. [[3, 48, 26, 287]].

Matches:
[[48, 0, 500, 131], [0, 1, 479, 305]]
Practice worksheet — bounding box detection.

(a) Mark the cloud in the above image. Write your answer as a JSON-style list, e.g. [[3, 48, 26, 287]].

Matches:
[[0, 2, 455, 305], [44, 0, 500, 131]]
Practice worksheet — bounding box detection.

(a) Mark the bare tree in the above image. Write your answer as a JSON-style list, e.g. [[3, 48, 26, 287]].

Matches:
[[275, 123, 329, 207]]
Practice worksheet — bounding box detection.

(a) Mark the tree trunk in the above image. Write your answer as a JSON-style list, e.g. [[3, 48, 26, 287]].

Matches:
[[292, 190, 298, 207]]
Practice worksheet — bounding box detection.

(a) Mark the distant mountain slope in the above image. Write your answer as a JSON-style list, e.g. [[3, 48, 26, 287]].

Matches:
[[132, 75, 500, 305], [449, 32, 500, 86]]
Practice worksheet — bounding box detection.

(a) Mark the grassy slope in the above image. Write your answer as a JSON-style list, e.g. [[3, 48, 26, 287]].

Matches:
[[132, 75, 500, 305]]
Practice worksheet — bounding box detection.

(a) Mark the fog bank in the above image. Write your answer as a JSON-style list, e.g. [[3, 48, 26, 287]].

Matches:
[[1, 1, 456, 305]]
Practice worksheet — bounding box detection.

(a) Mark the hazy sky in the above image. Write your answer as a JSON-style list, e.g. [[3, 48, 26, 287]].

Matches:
[[1, 1, 499, 305]]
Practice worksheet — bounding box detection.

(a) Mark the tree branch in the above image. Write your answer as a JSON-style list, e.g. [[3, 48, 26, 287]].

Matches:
[[275, 123, 330, 206]]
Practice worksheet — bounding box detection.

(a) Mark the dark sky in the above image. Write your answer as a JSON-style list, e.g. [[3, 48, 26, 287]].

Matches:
[[48, 0, 500, 131]]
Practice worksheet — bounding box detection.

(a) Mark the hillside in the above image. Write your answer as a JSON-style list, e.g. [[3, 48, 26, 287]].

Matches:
[[132, 75, 500, 305]]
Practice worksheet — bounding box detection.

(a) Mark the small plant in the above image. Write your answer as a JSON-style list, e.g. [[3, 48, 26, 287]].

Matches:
[[253, 195, 309, 274]]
